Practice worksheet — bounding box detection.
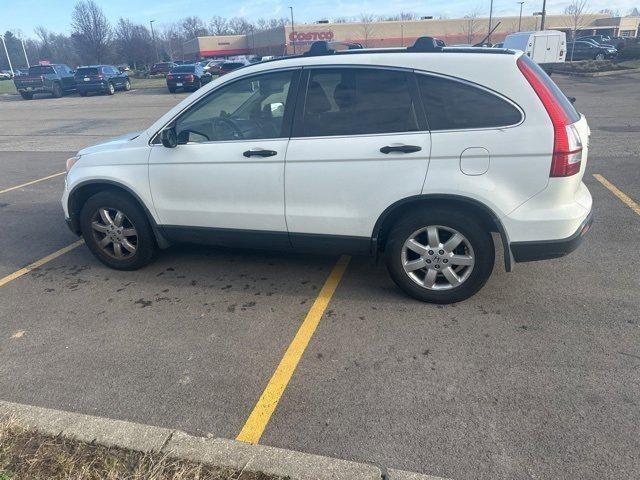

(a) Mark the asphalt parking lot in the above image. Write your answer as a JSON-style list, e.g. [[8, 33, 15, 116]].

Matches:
[[1, 75, 639, 479]]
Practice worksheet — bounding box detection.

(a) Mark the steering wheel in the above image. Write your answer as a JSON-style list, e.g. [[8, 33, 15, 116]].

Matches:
[[212, 117, 244, 141]]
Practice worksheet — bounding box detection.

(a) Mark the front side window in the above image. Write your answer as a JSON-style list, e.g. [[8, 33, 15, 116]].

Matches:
[[299, 68, 420, 137], [417, 74, 522, 131], [174, 69, 296, 143]]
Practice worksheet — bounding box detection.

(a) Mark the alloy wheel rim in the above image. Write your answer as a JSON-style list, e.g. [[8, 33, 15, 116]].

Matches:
[[401, 225, 475, 290], [91, 207, 138, 259]]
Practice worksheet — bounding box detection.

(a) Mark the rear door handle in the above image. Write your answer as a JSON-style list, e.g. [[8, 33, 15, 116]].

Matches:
[[243, 148, 277, 158], [380, 145, 422, 154]]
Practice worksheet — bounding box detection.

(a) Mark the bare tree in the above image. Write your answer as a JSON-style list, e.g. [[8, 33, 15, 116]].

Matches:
[[359, 14, 376, 47], [382, 12, 418, 21], [228, 17, 254, 35], [564, 0, 590, 60], [181, 16, 208, 39], [460, 11, 481, 44], [209, 16, 230, 35], [254, 18, 287, 31], [70, 0, 112, 63], [333, 17, 351, 23], [114, 19, 154, 68]]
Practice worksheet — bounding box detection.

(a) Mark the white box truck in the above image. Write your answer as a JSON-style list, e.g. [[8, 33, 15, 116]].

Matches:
[[503, 30, 566, 74]]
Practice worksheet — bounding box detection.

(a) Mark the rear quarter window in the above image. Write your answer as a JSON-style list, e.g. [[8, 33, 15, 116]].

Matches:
[[417, 74, 523, 130]]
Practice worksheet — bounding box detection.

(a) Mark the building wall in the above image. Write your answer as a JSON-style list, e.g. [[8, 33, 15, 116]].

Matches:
[[188, 14, 638, 59], [185, 35, 249, 59]]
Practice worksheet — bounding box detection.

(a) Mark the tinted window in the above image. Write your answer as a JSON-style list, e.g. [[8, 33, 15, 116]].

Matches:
[[76, 67, 99, 76], [174, 70, 295, 143], [417, 74, 522, 130], [28, 65, 55, 75], [171, 66, 196, 73], [299, 68, 420, 137]]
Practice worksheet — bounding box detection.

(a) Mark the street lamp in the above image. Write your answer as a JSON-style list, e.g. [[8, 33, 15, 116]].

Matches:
[[517, 2, 525, 32], [289, 6, 296, 55], [487, 0, 494, 45], [150, 20, 159, 62], [540, 0, 547, 30], [0, 35, 14, 75]]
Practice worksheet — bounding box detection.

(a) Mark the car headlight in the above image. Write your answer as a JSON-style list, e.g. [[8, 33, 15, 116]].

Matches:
[[66, 155, 81, 173]]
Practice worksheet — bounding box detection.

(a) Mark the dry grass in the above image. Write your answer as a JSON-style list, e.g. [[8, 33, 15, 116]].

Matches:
[[0, 417, 283, 480]]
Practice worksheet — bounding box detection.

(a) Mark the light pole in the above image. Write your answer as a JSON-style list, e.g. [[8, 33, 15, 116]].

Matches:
[[150, 20, 159, 62], [0, 35, 14, 75], [290, 6, 296, 55], [487, 0, 494, 45], [517, 2, 525, 31], [540, 0, 547, 30], [19, 38, 30, 67]]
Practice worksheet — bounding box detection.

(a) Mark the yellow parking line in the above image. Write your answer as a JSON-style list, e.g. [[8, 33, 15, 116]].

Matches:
[[593, 174, 640, 216], [0, 172, 65, 195], [236, 254, 351, 444], [0, 240, 84, 288]]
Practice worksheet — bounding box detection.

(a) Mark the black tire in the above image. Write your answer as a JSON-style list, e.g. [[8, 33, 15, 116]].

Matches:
[[385, 208, 494, 303], [106, 82, 115, 95], [79, 190, 156, 270], [51, 82, 63, 98], [79, 91, 87, 97], [595, 53, 605, 61], [123, 79, 131, 91], [168, 87, 176, 93], [192, 80, 201, 91], [20, 92, 33, 100]]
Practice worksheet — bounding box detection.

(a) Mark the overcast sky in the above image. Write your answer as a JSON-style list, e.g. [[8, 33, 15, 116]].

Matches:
[[3, 0, 638, 37]]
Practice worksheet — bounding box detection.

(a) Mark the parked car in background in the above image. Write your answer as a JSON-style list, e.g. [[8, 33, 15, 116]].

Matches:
[[503, 31, 566, 73], [567, 41, 617, 61], [62, 38, 592, 304], [204, 59, 225, 75], [166, 64, 212, 93], [218, 61, 249, 75], [577, 37, 618, 50], [149, 62, 176, 77], [75, 65, 131, 96], [13, 69, 28, 77], [117, 64, 131, 72], [14, 64, 75, 99]]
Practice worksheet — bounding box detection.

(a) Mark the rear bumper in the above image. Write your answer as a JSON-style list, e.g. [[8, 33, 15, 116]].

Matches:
[[510, 212, 593, 262], [167, 80, 198, 89], [76, 82, 109, 92]]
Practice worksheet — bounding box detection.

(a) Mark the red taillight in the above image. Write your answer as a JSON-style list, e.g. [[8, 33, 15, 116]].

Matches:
[[517, 57, 582, 177], [167, 74, 173, 80]]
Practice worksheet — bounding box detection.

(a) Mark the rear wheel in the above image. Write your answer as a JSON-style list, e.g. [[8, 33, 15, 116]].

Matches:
[[192, 79, 201, 91], [595, 52, 605, 61], [51, 82, 63, 98], [79, 191, 156, 270], [79, 91, 87, 97], [168, 87, 176, 93], [385, 209, 494, 303], [20, 92, 33, 100], [123, 79, 131, 91], [106, 82, 115, 95]]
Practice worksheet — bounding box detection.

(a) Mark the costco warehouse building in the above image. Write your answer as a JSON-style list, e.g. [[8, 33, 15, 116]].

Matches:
[[183, 14, 640, 59]]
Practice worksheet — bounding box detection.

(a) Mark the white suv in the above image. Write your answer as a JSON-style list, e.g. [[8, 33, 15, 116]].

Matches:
[[62, 39, 592, 303]]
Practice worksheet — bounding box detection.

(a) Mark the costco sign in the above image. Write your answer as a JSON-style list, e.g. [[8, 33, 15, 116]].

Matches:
[[289, 31, 334, 44]]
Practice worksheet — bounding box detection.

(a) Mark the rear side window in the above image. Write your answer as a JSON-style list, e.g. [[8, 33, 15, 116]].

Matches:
[[299, 68, 420, 137], [516, 55, 580, 123], [76, 67, 99, 76], [417, 74, 523, 130], [28, 65, 55, 75]]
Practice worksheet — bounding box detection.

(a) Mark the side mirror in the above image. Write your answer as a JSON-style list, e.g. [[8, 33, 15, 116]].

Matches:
[[161, 126, 178, 148]]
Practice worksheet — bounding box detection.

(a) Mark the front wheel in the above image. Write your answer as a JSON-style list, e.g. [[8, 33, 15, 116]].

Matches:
[[79, 191, 156, 270], [595, 53, 605, 61], [385, 209, 494, 303], [20, 92, 33, 100], [123, 79, 131, 91]]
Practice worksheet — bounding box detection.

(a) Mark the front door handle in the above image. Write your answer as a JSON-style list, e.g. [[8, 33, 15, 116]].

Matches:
[[243, 148, 277, 158], [380, 145, 422, 154]]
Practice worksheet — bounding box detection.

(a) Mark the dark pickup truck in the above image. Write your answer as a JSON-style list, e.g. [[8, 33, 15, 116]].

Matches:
[[14, 64, 76, 99]]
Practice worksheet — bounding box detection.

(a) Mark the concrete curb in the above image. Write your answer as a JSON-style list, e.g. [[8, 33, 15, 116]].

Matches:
[[0, 400, 449, 480], [555, 67, 640, 77]]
